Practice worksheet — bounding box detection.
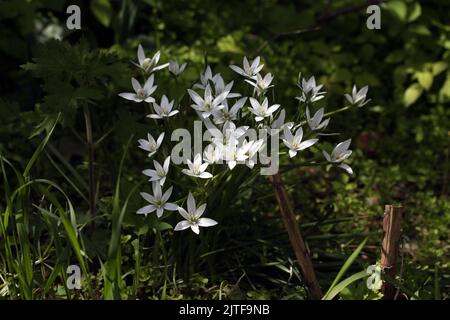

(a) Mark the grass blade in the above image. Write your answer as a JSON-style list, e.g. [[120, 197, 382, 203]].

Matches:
[[322, 237, 368, 299]]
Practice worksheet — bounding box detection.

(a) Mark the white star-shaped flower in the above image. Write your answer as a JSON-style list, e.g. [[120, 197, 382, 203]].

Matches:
[[142, 156, 171, 185], [203, 144, 222, 164], [306, 107, 330, 131], [136, 182, 178, 218], [242, 139, 264, 169], [270, 109, 294, 134], [230, 56, 264, 79], [213, 74, 240, 98], [174, 193, 217, 235], [249, 97, 280, 122], [282, 126, 318, 158], [193, 66, 217, 90], [345, 85, 371, 107], [205, 120, 248, 147], [212, 97, 247, 125], [119, 76, 157, 103], [147, 95, 179, 119], [188, 85, 229, 118], [296, 76, 326, 103], [133, 45, 169, 73], [323, 139, 353, 175], [138, 132, 164, 157], [168, 60, 187, 77], [245, 73, 274, 96], [220, 142, 248, 170], [182, 154, 213, 179]]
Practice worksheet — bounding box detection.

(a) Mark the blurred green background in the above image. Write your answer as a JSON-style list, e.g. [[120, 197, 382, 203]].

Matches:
[[0, 0, 449, 299]]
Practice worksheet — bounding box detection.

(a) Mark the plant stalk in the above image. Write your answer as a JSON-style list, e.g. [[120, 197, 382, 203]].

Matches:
[[83, 106, 96, 217], [269, 173, 322, 299]]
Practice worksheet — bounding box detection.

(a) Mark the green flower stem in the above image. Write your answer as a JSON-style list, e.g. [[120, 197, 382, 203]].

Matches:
[[323, 105, 351, 118], [83, 106, 96, 217], [299, 105, 352, 127]]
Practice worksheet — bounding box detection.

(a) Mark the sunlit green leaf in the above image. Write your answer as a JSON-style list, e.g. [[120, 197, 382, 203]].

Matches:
[[408, 2, 422, 22], [90, 0, 113, 27], [386, 1, 408, 21], [404, 83, 423, 107], [432, 61, 448, 76], [416, 71, 433, 90]]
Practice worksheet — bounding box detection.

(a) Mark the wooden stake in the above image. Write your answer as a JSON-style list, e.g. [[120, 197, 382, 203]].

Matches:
[[380, 205, 403, 299], [269, 173, 323, 300]]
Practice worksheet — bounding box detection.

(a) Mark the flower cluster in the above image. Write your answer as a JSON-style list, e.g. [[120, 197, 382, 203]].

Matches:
[[119, 45, 217, 235], [119, 45, 370, 235]]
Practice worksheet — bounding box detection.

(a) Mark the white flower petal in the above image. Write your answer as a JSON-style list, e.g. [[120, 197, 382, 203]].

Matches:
[[187, 193, 196, 215], [199, 172, 213, 179], [143, 75, 155, 92], [142, 169, 157, 178], [156, 132, 165, 147], [174, 220, 191, 231], [198, 218, 218, 227], [164, 202, 178, 211], [137, 204, 156, 215], [338, 163, 354, 175], [161, 186, 173, 203], [289, 149, 297, 158], [140, 192, 155, 204], [195, 203, 207, 217], [163, 156, 171, 172], [299, 138, 319, 150], [199, 162, 208, 172], [153, 63, 169, 71], [182, 168, 195, 177], [188, 89, 204, 106], [229, 65, 245, 76], [147, 114, 163, 119], [177, 207, 191, 220], [152, 182, 162, 199], [228, 160, 237, 170], [190, 224, 200, 234], [118, 92, 138, 101], [131, 78, 141, 92], [137, 44, 145, 65]]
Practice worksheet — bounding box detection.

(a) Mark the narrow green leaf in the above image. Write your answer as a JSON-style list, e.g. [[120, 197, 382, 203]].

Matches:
[[23, 113, 60, 177], [323, 271, 368, 300], [103, 136, 139, 300], [323, 237, 368, 299], [434, 265, 441, 300]]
